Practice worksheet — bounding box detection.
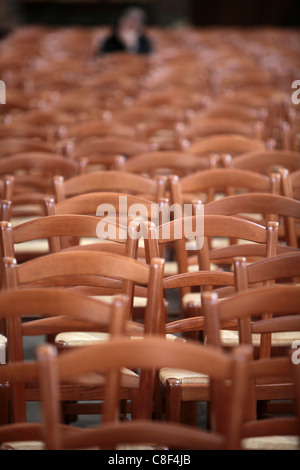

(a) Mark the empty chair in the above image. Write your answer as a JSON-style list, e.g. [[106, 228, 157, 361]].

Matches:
[[241, 354, 300, 450], [53, 170, 167, 203], [188, 102, 263, 124], [169, 168, 281, 206], [0, 214, 141, 282], [43, 191, 164, 252], [208, 252, 300, 356], [186, 134, 266, 158], [205, 192, 300, 248], [57, 119, 136, 141], [202, 285, 300, 448], [0, 337, 254, 449], [0, 288, 135, 424], [0, 138, 54, 158], [0, 122, 51, 142], [115, 151, 219, 178], [141, 214, 278, 315], [0, 153, 88, 221], [226, 149, 300, 174], [2, 252, 165, 423], [0, 153, 87, 196], [60, 136, 154, 171], [178, 117, 263, 142]]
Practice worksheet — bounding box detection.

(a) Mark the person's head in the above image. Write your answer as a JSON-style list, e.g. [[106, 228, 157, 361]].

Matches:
[[118, 7, 146, 35]]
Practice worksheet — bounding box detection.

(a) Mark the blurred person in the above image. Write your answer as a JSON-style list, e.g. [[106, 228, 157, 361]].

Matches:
[[0, 0, 21, 39], [99, 7, 152, 55]]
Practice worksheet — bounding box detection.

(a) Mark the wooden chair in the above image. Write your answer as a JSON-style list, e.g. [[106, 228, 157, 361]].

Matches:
[[160, 253, 300, 423], [0, 153, 87, 199], [2, 249, 165, 338], [240, 354, 300, 450], [115, 151, 219, 178], [205, 192, 300, 248], [53, 170, 167, 204], [0, 153, 88, 225], [207, 251, 300, 356], [226, 149, 300, 174], [57, 119, 136, 141], [43, 191, 165, 257], [9, 109, 78, 129], [186, 134, 266, 158], [60, 136, 154, 171], [0, 214, 142, 279], [0, 288, 136, 424], [138, 214, 279, 424], [0, 337, 253, 450], [112, 105, 182, 128], [202, 285, 300, 449], [216, 69, 274, 92], [230, 251, 300, 346], [178, 117, 263, 142], [169, 167, 281, 206], [0, 138, 54, 158], [0, 122, 51, 142], [2, 252, 165, 423], [141, 214, 278, 315], [158, 269, 237, 424]]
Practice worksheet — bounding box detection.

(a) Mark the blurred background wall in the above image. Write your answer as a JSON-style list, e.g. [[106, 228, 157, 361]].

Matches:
[[1, 0, 299, 33]]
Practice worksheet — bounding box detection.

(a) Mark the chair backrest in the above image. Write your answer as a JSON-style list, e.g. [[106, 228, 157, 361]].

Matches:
[[234, 252, 300, 290], [203, 285, 300, 360], [0, 122, 50, 141], [228, 149, 300, 174], [3, 251, 165, 330], [143, 213, 278, 270], [0, 153, 88, 220], [0, 213, 131, 262], [10, 109, 77, 128], [112, 105, 180, 126], [190, 103, 262, 123], [280, 168, 300, 201], [57, 119, 136, 141], [169, 168, 281, 205], [0, 153, 87, 184], [65, 136, 153, 162], [232, 252, 300, 355], [0, 138, 54, 158], [240, 354, 300, 449], [0, 337, 253, 449], [205, 193, 300, 247], [115, 151, 219, 177], [44, 193, 164, 250], [179, 117, 260, 141], [0, 288, 132, 423], [53, 170, 167, 203], [141, 214, 278, 306], [187, 134, 266, 157]]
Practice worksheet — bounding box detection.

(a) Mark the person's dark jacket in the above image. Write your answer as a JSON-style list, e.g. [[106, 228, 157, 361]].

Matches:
[[100, 33, 152, 55]]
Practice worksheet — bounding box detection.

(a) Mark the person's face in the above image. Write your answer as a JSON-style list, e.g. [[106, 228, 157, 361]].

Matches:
[[117, 17, 142, 48], [119, 17, 142, 34]]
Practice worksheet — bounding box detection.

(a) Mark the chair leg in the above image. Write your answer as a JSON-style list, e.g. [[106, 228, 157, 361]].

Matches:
[[186, 401, 198, 426], [257, 400, 272, 419], [165, 378, 182, 422], [61, 401, 78, 424], [0, 382, 11, 425]]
